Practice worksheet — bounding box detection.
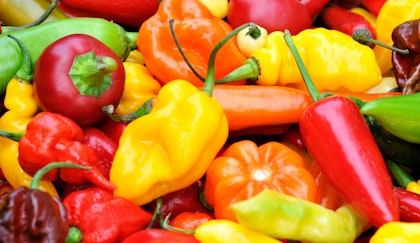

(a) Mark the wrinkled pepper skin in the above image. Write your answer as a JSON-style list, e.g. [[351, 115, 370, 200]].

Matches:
[[0, 187, 69, 242], [137, 0, 247, 86], [110, 80, 228, 205], [300, 96, 399, 227], [370, 221, 420, 243]]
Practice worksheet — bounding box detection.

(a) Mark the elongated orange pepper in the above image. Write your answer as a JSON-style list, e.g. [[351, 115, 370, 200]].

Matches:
[[204, 140, 317, 222], [137, 0, 247, 86]]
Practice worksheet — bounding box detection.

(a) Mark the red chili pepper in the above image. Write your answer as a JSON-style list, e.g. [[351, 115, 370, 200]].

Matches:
[[284, 30, 399, 227], [96, 118, 128, 146], [63, 187, 153, 243], [394, 187, 420, 222], [18, 111, 115, 190], [169, 212, 214, 230], [121, 229, 200, 243], [300, 0, 331, 19], [360, 0, 386, 16]]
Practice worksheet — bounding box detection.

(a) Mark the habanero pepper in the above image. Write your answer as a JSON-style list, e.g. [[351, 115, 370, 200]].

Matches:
[[204, 140, 317, 222], [169, 212, 214, 230], [138, 0, 248, 87], [284, 30, 399, 227]]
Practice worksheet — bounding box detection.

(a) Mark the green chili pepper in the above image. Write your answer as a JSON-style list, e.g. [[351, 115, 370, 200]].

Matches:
[[0, 17, 138, 95], [360, 93, 420, 144], [231, 189, 368, 243]]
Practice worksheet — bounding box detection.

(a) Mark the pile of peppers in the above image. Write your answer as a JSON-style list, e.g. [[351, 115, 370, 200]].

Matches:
[[1, 0, 420, 242]]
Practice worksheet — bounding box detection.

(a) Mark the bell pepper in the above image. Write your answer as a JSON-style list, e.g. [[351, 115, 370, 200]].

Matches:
[[252, 28, 382, 93], [204, 140, 317, 221], [284, 30, 399, 227], [370, 221, 420, 243], [122, 229, 201, 243], [373, 0, 420, 75], [18, 111, 115, 190], [0, 35, 58, 197], [137, 0, 248, 87], [231, 190, 368, 243], [63, 187, 152, 243], [360, 92, 420, 144], [113, 62, 161, 116], [194, 219, 282, 243], [391, 19, 420, 94]]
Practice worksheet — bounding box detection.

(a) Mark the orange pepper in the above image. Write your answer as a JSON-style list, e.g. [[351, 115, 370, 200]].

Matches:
[[204, 140, 317, 222], [137, 0, 247, 86]]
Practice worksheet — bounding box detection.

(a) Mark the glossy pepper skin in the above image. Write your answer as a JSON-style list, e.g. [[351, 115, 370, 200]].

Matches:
[[58, 0, 159, 28], [252, 29, 382, 93], [63, 187, 152, 243], [360, 93, 420, 144], [18, 112, 115, 190], [391, 19, 420, 94], [370, 221, 420, 242], [394, 187, 420, 222], [138, 0, 247, 86], [204, 140, 317, 221], [122, 229, 200, 243], [231, 190, 368, 243]]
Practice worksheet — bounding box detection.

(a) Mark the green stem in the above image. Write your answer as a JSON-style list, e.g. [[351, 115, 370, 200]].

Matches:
[[0, 129, 24, 142], [386, 159, 415, 188], [30, 162, 91, 189], [215, 56, 260, 84], [352, 29, 409, 55], [7, 35, 33, 83], [66, 227, 83, 243], [283, 30, 320, 102], [102, 98, 154, 122]]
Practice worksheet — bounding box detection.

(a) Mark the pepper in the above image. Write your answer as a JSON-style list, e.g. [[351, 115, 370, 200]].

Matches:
[[231, 190, 368, 243], [194, 219, 281, 243], [18, 111, 115, 190], [300, 0, 330, 19], [360, 0, 386, 17], [360, 92, 420, 144], [122, 229, 201, 243], [0, 162, 87, 243], [204, 140, 317, 222], [394, 187, 420, 222], [236, 24, 268, 57], [137, 0, 248, 86], [63, 187, 152, 243], [198, 0, 228, 19], [0, 35, 58, 197], [284, 30, 399, 227], [252, 28, 382, 93], [0, 17, 138, 95], [373, 0, 420, 75], [370, 221, 420, 242], [169, 212, 213, 230], [391, 19, 420, 94]]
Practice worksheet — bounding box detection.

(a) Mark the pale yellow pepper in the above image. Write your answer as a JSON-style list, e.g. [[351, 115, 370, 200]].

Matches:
[[370, 222, 420, 243]]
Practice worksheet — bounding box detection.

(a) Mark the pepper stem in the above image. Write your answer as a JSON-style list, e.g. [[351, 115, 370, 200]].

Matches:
[[7, 35, 33, 83], [385, 159, 415, 188], [283, 30, 320, 102], [0, 129, 24, 142], [30, 162, 91, 189], [102, 98, 154, 122], [352, 29, 409, 54]]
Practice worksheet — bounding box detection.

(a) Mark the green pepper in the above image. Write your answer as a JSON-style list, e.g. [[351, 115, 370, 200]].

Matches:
[[360, 93, 420, 144], [0, 17, 138, 95], [231, 189, 368, 243]]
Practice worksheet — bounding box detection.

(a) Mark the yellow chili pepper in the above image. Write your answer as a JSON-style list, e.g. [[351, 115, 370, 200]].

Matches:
[[406, 180, 420, 195], [113, 62, 161, 115], [373, 0, 420, 75], [194, 219, 282, 243], [253, 28, 382, 93], [370, 222, 420, 243]]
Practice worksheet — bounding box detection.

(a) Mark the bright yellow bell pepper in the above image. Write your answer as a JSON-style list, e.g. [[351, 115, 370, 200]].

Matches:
[[373, 0, 420, 75], [253, 28, 382, 93], [370, 222, 420, 243], [113, 62, 161, 115]]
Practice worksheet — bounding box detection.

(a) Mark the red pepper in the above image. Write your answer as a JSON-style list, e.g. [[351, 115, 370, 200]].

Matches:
[[63, 187, 153, 243], [33, 33, 125, 127], [360, 0, 386, 16], [18, 111, 115, 190], [169, 212, 214, 230], [121, 229, 200, 243], [284, 30, 399, 227], [83, 127, 117, 179], [96, 118, 128, 146], [57, 0, 159, 28], [300, 0, 331, 19], [394, 187, 420, 222]]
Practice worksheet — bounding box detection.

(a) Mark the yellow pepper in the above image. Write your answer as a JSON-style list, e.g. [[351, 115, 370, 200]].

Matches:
[[194, 219, 282, 243], [370, 222, 420, 243], [237, 24, 268, 57], [124, 49, 145, 65], [373, 0, 420, 74], [198, 0, 228, 19], [253, 28, 382, 93], [406, 180, 420, 195], [113, 62, 161, 115], [350, 7, 377, 29]]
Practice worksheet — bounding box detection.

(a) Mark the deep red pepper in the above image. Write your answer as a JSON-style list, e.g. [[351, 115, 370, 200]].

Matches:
[[121, 229, 200, 243], [284, 30, 399, 227], [18, 111, 115, 190], [300, 0, 331, 19], [63, 186, 153, 243], [360, 0, 386, 16], [96, 117, 128, 146], [394, 187, 420, 222]]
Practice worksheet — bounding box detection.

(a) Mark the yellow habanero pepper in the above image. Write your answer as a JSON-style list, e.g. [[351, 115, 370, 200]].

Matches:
[[252, 28, 382, 93], [0, 37, 58, 197], [373, 0, 420, 74], [113, 62, 161, 115], [370, 222, 420, 243]]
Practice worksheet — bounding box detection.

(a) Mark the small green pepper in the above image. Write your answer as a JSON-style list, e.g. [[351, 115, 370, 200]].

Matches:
[[360, 93, 420, 144], [231, 189, 368, 243]]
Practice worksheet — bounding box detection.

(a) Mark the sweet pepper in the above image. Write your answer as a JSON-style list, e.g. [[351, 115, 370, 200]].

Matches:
[[137, 0, 247, 86], [252, 28, 382, 93], [231, 189, 368, 243]]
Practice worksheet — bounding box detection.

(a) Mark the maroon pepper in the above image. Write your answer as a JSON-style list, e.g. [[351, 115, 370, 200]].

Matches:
[[394, 187, 420, 222]]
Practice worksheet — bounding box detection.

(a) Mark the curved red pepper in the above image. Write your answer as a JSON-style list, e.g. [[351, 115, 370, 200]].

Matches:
[[394, 187, 420, 222]]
